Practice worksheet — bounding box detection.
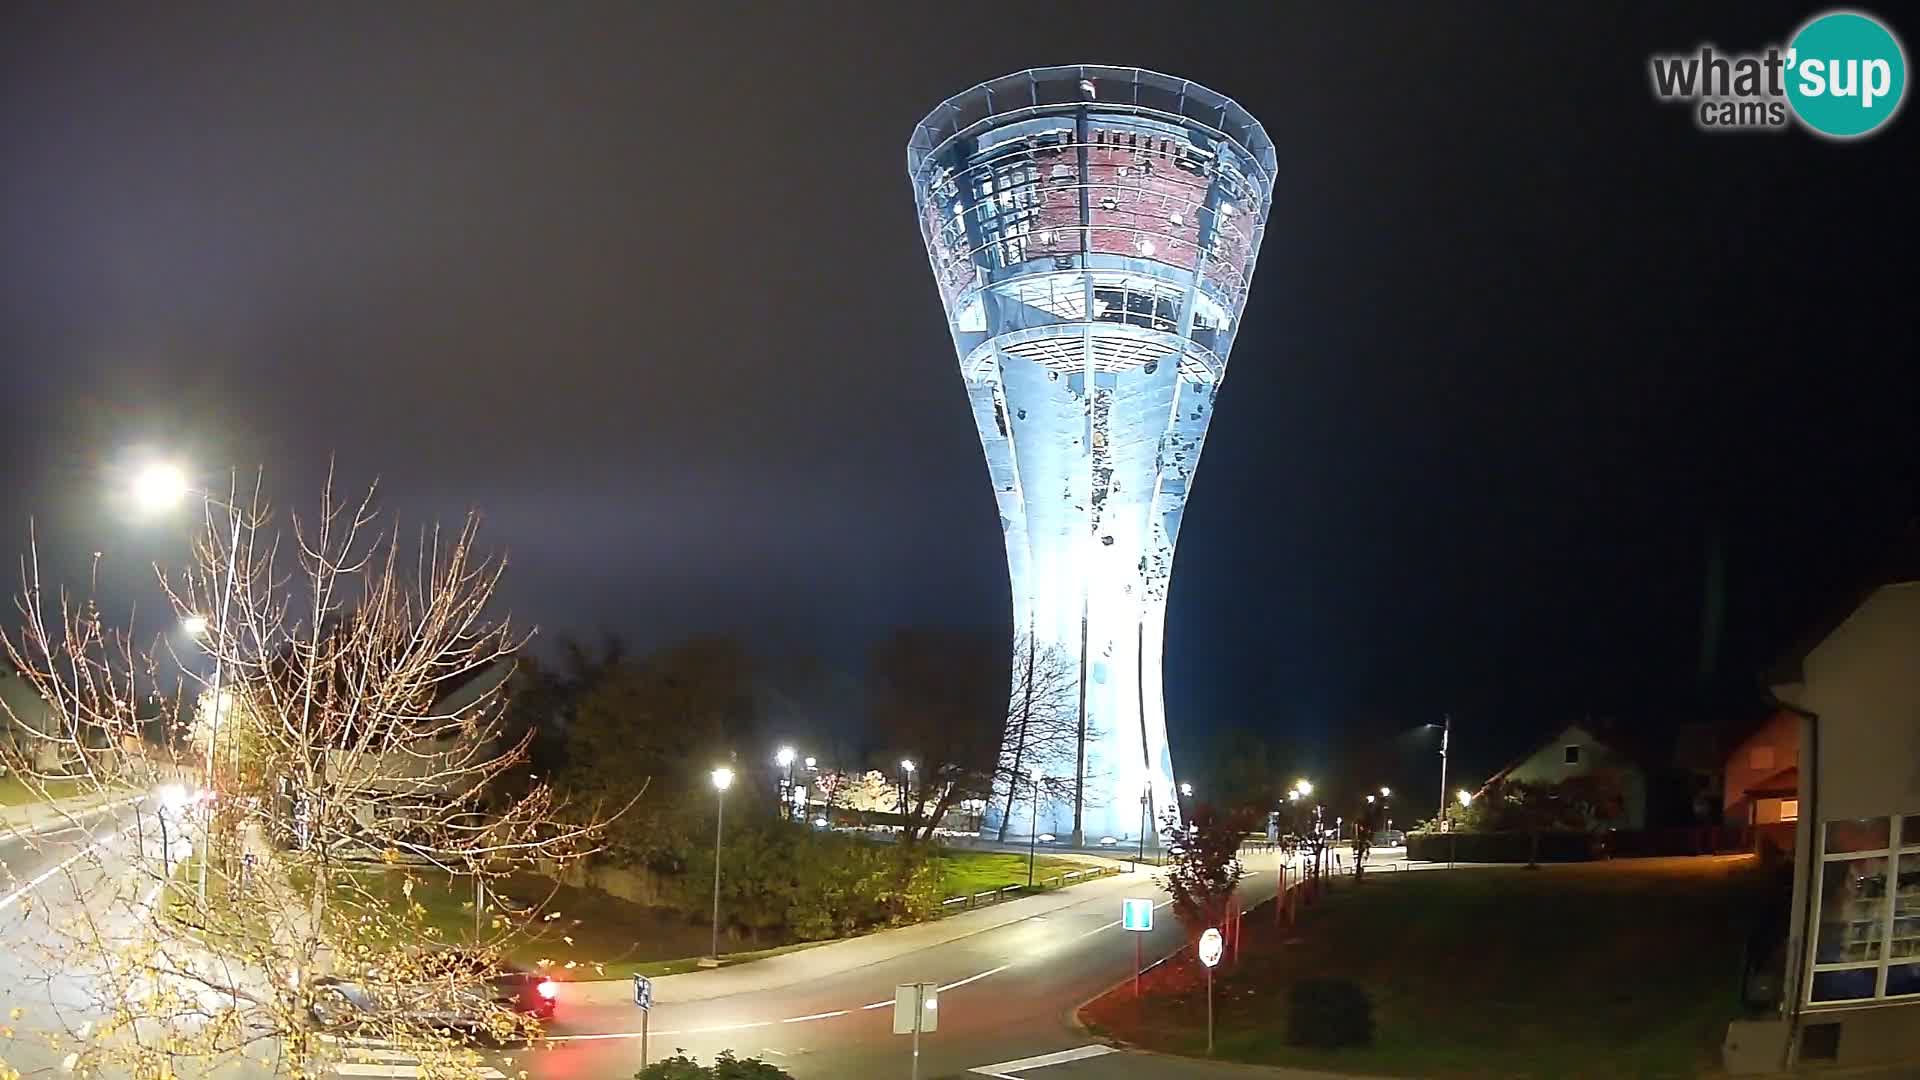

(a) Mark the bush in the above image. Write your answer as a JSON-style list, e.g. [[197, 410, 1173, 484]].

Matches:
[[1285, 977, 1373, 1048], [672, 825, 942, 941], [637, 1050, 793, 1079]]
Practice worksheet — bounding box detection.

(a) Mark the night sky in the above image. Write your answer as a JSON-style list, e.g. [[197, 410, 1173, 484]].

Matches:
[[2, 3, 1914, 786]]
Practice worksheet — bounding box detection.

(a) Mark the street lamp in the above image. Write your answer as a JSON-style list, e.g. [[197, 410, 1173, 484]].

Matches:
[[707, 767, 734, 963], [1457, 788, 1473, 807], [1179, 782, 1194, 798], [1380, 787, 1391, 797], [899, 759, 916, 829], [128, 460, 247, 906], [1431, 714, 1453, 832], [1293, 779, 1313, 797], [1027, 766, 1043, 888], [132, 462, 190, 513], [775, 746, 797, 822]]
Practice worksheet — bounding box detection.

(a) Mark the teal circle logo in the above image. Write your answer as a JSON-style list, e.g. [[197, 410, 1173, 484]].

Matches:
[[1786, 10, 1907, 138]]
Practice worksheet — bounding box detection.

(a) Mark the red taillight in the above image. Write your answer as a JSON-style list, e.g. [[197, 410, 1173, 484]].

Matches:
[[536, 979, 558, 1001]]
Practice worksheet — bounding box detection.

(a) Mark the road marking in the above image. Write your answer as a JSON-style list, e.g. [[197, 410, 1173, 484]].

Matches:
[[937, 964, 1009, 992], [0, 822, 131, 910], [970, 1044, 1116, 1074], [781, 1010, 847, 1023]]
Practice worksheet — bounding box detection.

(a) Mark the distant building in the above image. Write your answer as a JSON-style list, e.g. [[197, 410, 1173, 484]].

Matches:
[[1482, 721, 1650, 830], [1722, 708, 1801, 852]]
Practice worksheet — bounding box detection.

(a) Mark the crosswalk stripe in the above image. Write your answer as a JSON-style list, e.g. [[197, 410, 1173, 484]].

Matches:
[[333, 1060, 507, 1078], [969, 1044, 1116, 1074]]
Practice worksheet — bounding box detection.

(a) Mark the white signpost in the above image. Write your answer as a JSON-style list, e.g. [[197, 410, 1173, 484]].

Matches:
[[1198, 927, 1223, 1055], [1122, 898, 1153, 997], [894, 982, 938, 1080], [632, 974, 654, 1068]]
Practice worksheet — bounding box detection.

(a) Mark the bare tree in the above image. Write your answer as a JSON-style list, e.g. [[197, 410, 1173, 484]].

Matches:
[[992, 633, 1079, 841], [0, 472, 615, 1078]]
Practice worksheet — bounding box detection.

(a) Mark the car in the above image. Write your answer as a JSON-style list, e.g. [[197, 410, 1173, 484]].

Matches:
[[309, 961, 556, 1043]]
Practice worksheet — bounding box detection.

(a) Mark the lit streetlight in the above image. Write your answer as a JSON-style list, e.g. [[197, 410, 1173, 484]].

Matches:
[[132, 462, 190, 513], [125, 459, 246, 906], [1457, 788, 1473, 807], [1179, 782, 1193, 798], [898, 759, 916, 831], [706, 767, 734, 964], [775, 745, 797, 823], [1380, 787, 1391, 798], [1293, 779, 1313, 797]]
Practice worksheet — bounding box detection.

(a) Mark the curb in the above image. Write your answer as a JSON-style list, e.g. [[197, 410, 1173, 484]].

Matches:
[[0, 794, 143, 839]]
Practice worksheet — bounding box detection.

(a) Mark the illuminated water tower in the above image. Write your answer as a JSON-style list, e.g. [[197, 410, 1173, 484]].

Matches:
[[907, 67, 1276, 845]]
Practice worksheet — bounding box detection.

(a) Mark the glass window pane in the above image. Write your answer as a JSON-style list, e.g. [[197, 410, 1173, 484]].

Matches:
[[1812, 968, 1880, 1002], [1816, 857, 1889, 964], [1888, 964, 1920, 998], [1826, 817, 1892, 853], [1903, 814, 1920, 849], [1895, 854, 1920, 962]]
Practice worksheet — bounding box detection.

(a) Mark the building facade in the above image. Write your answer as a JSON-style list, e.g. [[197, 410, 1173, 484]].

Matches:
[[908, 67, 1275, 845], [1485, 722, 1650, 830], [1772, 582, 1920, 1068]]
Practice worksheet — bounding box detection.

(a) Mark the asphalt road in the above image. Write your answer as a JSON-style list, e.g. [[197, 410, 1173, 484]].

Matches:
[[479, 849, 1301, 1080], [0, 810, 1329, 1080], [0, 799, 179, 1076]]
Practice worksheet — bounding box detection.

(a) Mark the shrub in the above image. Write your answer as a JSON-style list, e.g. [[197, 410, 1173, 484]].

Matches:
[[1285, 977, 1374, 1048], [636, 1050, 793, 1079]]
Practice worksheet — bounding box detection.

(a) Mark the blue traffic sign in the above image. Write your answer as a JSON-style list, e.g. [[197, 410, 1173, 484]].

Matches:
[[1122, 897, 1153, 932], [632, 973, 653, 1010]]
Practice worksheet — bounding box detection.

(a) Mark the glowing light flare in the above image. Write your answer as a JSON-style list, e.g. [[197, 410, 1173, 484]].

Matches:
[[132, 463, 189, 512], [710, 768, 734, 792]]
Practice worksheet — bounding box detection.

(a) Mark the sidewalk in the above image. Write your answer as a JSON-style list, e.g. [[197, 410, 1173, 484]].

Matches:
[[567, 856, 1151, 1006]]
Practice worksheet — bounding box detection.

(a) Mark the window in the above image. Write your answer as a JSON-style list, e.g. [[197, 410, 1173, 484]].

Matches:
[[1807, 813, 1920, 1004], [1564, 745, 1581, 765], [1781, 800, 1800, 822], [1750, 746, 1776, 771]]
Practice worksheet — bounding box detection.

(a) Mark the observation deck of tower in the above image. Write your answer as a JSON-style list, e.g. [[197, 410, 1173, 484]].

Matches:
[[908, 67, 1276, 845]]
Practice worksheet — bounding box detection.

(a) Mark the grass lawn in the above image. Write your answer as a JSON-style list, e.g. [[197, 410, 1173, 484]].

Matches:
[[0, 774, 93, 806], [1082, 856, 1777, 1078], [935, 849, 1103, 898]]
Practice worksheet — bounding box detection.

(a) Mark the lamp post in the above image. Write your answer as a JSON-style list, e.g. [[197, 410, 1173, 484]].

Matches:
[[1136, 774, 1154, 868], [134, 462, 246, 908], [899, 758, 916, 836], [775, 746, 796, 822], [1380, 787, 1392, 833], [707, 767, 734, 964], [1027, 766, 1043, 888], [1435, 713, 1452, 833]]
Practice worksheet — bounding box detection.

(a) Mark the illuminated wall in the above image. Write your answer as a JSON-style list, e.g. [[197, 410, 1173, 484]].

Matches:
[[908, 67, 1276, 845]]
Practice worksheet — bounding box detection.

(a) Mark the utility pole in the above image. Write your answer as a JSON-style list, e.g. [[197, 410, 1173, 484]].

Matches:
[[1437, 713, 1452, 832]]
